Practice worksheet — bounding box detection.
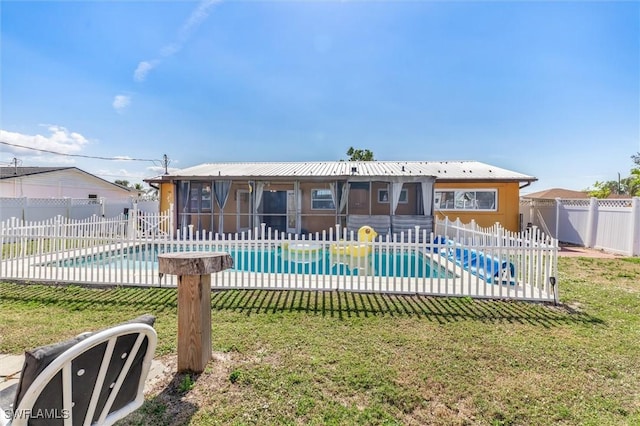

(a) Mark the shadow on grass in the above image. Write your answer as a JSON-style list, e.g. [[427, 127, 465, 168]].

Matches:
[[119, 372, 199, 426], [0, 282, 603, 328], [211, 289, 602, 328]]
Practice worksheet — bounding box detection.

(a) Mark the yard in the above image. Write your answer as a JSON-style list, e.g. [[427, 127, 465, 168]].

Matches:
[[0, 256, 638, 425]]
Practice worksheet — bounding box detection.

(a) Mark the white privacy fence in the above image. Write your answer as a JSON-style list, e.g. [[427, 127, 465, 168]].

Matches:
[[520, 197, 640, 256], [0, 197, 160, 222], [1, 213, 558, 302]]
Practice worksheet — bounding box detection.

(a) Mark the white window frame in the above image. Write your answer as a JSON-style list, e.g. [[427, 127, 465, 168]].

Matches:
[[434, 189, 497, 211], [310, 188, 336, 210], [378, 188, 408, 204]]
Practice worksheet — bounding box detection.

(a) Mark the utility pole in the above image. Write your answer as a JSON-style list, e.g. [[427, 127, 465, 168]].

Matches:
[[618, 172, 621, 195], [10, 157, 21, 174], [162, 154, 170, 175]]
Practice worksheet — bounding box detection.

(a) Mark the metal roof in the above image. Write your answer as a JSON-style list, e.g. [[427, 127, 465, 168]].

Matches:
[[155, 161, 536, 182]]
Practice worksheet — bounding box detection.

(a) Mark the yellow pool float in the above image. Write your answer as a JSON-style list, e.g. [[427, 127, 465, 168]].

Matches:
[[330, 226, 378, 258]]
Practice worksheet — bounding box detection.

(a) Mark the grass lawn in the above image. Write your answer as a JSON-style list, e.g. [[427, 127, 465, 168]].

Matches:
[[1, 256, 639, 425]]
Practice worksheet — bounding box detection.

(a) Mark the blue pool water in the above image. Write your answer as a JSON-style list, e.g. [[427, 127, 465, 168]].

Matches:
[[55, 244, 452, 279]]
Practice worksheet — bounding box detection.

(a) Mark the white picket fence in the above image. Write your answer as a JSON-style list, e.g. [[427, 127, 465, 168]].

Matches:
[[0, 213, 558, 302]]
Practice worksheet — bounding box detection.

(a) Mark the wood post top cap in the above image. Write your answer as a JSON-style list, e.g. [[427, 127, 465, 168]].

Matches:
[[158, 252, 233, 275]]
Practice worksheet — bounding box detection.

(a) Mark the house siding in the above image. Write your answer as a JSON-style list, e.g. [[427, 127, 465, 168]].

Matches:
[[434, 181, 522, 231], [150, 160, 534, 235], [0, 169, 132, 199]]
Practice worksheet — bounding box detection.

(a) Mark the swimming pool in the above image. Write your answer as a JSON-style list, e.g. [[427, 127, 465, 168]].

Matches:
[[54, 243, 453, 279]]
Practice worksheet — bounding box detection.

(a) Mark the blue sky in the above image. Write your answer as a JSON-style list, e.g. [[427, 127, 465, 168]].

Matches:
[[1, 1, 638, 193]]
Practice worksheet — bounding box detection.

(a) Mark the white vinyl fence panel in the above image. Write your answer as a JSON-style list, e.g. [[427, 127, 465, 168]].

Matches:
[[0, 197, 159, 222], [558, 200, 591, 246], [521, 197, 639, 256]]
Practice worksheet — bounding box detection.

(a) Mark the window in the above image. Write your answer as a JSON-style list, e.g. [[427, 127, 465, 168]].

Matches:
[[188, 182, 212, 212], [378, 188, 408, 204], [311, 189, 335, 210], [434, 189, 497, 211], [201, 184, 212, 211]]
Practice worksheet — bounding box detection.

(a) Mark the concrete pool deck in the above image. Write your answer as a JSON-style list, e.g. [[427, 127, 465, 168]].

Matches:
[[0, 353, 169, 412]]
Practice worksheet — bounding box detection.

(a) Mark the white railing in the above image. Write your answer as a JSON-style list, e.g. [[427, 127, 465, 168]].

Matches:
[[435, 216, 555, 247], [1, 216, 558, 302]]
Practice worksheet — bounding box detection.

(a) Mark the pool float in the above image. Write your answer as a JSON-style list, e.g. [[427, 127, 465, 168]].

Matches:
[[330, 226, 378, 273], [281, 241, 324, 263]]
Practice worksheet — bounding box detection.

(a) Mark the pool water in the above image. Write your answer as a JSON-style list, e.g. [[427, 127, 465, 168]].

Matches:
[[55, 244, 452, 279]]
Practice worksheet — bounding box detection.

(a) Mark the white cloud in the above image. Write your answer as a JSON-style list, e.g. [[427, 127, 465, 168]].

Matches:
[[0, 126, 90, 165], [147, 164, 180, 176], [1, 125, 89, 154], [160, 43, 180, 58], [134, 0, 220, 82], [97, 168, 137, 178], [179, 0, 220, 42], [112, 95, 131, 113], [133, 61, 157, 82]]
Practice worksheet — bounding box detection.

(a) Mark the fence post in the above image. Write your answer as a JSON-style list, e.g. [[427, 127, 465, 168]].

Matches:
[[631, 197, 640, 256], [554, 198, 561, 241], [127, 206, 135, 239], [529, 199, 535, 229], [169, 203, 175, 239], [585, 197, 598, 248]]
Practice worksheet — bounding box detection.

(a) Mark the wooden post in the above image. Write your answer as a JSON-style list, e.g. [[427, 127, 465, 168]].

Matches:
[[158, 252, 233, 373]]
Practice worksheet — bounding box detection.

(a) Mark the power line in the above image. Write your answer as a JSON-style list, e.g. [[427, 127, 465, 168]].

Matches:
[[0, 140, 157, 162]]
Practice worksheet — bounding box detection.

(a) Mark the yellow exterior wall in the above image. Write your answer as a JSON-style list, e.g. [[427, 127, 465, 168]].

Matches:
[[159, 182, 174, 213], [434, 182, 522, 232]]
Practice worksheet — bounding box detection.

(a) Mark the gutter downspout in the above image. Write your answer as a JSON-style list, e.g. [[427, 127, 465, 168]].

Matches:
[[519, 181, 534, 190]]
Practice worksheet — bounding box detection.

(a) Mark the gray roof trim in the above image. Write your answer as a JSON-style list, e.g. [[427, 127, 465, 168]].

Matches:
[[0, 166, 74, 179]]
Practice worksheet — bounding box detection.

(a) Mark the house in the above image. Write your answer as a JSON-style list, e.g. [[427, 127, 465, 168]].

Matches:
[[0, 166, 135, 199], [521, 188, 590, 200], [146, 160, 536, 235]]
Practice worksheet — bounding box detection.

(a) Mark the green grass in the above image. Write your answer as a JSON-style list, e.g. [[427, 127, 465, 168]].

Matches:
[[1, 256, 639, 425]]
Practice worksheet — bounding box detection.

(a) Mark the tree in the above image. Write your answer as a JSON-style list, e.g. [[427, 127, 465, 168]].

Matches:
[[630, 152, 640, 195], [588, 152, 640, 197], [588, 181, 615, 198], [114, 180, 149, 193], [346, 147, 375, 161]]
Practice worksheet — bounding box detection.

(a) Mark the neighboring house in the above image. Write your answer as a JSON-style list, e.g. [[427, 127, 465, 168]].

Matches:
[[146, 160, 536, 235], [0, 167, 135, 199], [521, 188, 590, 200]]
